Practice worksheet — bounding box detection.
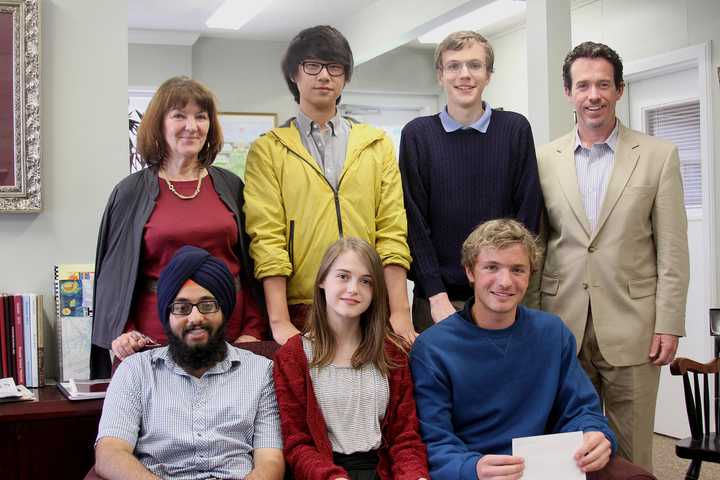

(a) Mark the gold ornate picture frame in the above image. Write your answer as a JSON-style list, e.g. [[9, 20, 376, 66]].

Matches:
[[0, 0, 40, 212]]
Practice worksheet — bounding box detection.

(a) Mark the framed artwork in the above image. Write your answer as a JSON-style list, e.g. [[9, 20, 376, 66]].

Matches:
[[214, 112, 277, 179], [0, 0, 40, 212]]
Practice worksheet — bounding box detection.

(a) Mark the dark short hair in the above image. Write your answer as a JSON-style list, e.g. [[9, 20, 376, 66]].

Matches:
[[562, 41, 624, 92], [281, 25, 354, 104], [137, 76, 223, 169]]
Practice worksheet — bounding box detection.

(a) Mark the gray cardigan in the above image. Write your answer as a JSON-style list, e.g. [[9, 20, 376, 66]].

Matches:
[[90, 166, 260, 377]]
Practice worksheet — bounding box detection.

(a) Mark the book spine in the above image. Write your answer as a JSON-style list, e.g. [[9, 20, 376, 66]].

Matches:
[[0, 295, 7, 378], [23, 295, 34, 387], [27, 294, 38, 387], [13, 295, 25, 385], [6, 296, 16, 382], [36, 295, 45, 386]]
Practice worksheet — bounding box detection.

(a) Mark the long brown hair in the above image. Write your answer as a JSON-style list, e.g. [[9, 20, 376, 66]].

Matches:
[[304, 238, 407, 375], [136, 76, 223, 169]]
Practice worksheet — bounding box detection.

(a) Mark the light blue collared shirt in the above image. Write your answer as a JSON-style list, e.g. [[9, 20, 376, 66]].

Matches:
[[439, 102, 493, 133], [97, 344, 282, 480], [573, 120, 620, 231]]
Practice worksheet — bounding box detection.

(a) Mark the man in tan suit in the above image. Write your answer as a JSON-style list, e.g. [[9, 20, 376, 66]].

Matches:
[[537, 42, 689, 472]]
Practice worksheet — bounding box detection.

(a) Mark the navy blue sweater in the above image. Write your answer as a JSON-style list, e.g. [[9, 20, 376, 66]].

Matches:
[[410, 304, 616, 480], [399, 111, 543, 299]]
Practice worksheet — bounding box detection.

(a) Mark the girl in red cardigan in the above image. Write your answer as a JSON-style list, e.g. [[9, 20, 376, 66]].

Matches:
[[273, 238, 429, 480]]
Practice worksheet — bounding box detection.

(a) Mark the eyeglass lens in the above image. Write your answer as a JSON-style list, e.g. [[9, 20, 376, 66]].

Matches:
[[302, 61, 345, 77], [170, 300, 219, 315]]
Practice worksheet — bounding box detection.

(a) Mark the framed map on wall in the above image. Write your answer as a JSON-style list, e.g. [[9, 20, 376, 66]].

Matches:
[[214, 112, 277, 180]]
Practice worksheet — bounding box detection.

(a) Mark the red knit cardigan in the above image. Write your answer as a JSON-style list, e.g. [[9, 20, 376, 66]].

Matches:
[[273, 335, 429, 480]]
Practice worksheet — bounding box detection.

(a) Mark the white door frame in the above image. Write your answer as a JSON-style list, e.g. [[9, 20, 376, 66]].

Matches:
[[624, 43, 717, 308]]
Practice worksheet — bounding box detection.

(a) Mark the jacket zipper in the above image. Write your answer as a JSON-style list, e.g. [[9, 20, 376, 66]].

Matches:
[[294, 154, 345, 239]]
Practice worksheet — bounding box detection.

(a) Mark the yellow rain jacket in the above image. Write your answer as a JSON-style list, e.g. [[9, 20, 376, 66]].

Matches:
[[244, 120, 411, 305]]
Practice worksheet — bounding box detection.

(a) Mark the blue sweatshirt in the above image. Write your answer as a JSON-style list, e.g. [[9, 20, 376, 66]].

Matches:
[[410, 303, 616, 480]]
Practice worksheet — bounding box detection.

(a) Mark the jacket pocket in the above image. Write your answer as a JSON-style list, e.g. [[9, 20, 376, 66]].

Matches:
[[628, 276, 657, 298], [541, 276, 560, 295], [288, 220, 295, 267]]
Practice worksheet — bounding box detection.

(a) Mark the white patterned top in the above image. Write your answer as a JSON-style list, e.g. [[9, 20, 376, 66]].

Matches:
[[302, 336, 389, 454]]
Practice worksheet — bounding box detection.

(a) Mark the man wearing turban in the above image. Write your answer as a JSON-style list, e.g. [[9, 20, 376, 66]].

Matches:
[[94, 246, 284, 480]]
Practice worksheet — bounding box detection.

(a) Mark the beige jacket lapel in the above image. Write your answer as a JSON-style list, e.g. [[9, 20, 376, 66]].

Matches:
[[553, 133, 592, 237], [591, 124, 640, 242]]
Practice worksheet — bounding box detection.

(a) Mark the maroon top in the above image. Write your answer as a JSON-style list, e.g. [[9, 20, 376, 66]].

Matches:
[[273, 335, 429, 480], [126, 175, 264, 343]]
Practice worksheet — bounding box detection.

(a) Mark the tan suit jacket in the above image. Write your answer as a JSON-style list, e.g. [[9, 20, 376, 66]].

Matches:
[[537, 123, 689, 366]]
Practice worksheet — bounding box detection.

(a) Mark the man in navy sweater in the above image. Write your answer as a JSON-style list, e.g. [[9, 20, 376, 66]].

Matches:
[[399, 31, 543, 332], [410, 219, 615, 480]]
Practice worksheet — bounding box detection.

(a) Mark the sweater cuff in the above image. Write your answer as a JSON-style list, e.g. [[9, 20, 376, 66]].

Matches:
[[461, 454, 481, 480]]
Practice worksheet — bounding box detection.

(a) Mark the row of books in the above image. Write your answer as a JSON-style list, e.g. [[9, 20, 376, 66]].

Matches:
[[0, 293, 45, 387]]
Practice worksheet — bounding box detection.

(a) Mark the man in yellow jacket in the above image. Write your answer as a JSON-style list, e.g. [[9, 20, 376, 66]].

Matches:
[[244, 25, 415, 345]]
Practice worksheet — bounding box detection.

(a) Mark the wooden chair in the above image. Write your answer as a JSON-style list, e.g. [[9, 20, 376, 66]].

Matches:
[[669, 357, 720, 479]]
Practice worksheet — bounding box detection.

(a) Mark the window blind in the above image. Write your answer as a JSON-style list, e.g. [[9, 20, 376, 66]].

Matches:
[[646, 100, 702, 208]]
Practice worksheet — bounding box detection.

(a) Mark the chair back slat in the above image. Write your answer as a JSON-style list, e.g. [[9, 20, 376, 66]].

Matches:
[[703, 372, 710, 434], [715, 371, 719, 433], [693, 372, 702, 435], [682, 374, 700, 438]]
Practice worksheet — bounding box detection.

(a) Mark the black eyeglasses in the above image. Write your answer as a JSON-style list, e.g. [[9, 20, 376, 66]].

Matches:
[[301, 61, 345, 77], [169, 300, 220, 316]]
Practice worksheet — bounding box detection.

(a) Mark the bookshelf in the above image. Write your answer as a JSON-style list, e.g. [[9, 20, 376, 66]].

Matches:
[[0, 386, 102, 478]]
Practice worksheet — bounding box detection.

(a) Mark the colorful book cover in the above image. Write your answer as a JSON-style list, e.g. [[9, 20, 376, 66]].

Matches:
[[13, 295, 25, 385], [54, 265, 94, 318], [54, 264, 95, 381]]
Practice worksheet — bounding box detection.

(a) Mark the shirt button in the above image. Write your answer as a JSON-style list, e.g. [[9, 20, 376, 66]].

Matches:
[[588, 246, 596, 252], [582, 283, 589, 290]]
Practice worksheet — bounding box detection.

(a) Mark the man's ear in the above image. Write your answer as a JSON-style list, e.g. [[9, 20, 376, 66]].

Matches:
[[464, 265, 475, 284]]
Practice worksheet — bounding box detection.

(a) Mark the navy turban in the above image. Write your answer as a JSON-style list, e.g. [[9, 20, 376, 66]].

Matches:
[[156, 245, 236, 327]]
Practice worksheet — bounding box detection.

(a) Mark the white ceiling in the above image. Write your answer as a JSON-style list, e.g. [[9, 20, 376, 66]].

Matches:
[[127, 0, 534, 62], [128, 0, 379, 42]]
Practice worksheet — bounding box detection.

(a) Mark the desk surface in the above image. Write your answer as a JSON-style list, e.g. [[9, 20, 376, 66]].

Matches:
[[0, 385, 104, 422]]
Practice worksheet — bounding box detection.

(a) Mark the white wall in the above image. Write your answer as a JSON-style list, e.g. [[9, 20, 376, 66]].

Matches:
[[128, 43, 192, 88], [128, 39, 439, 124], [484, 27, 528, 116], [485, 0, 720, 130], [0, 0, 128, 379]]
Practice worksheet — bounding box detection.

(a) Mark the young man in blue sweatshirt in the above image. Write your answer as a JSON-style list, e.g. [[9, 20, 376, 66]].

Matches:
[[410, 219, 615, 480]]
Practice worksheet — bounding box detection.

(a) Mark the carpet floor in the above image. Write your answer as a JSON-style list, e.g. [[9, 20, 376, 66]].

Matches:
[[652, 434, 720, 480]]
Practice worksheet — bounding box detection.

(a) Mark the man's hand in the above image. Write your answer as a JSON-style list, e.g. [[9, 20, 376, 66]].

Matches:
[[111, 331, 156, 360], [475, 454, 524, 479], [574, 431, 611, 473], [390, 310, 419, 344], [648, 333, 679, 366], [429, 292, 457, 323]]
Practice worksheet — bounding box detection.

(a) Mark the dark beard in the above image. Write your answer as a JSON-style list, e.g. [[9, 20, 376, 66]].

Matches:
[[166, 322, 228, 372]]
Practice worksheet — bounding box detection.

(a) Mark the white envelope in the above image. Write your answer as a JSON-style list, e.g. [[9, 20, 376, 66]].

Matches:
[[512, 431, 585, 480]]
